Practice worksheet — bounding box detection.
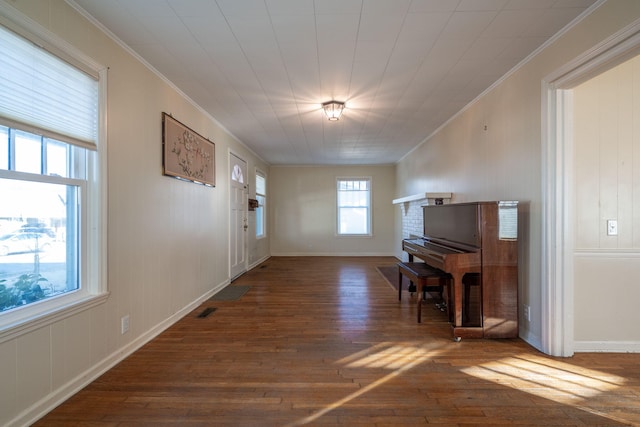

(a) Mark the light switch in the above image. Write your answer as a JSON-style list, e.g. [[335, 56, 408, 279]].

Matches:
[[607, 219, 618, 236]]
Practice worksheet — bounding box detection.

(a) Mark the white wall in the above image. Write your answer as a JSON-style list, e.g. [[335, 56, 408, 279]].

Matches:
[[573, 56, 640, 348], [0, 1, 269, 425], [394, 0, 640, 352], [270, 165, 395, 256]]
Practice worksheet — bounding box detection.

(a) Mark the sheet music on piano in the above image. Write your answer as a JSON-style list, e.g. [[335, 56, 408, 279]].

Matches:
[[498, 201, 518, 240]]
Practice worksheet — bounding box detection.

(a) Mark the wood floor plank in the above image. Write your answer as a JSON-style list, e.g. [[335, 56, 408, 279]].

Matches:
[[34, 256, 640, 426]]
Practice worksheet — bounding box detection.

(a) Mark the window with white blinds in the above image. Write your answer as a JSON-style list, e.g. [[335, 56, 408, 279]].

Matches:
[[0, 24, 99, 149], [337, 178, 371, 236], [0, 19, 105, 339]]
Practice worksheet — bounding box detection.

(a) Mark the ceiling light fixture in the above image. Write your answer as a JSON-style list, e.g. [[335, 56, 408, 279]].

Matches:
[[322, 101, 345, 121]]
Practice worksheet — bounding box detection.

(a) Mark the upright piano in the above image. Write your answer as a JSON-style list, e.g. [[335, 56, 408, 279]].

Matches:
[[402, 201, 518, 340]]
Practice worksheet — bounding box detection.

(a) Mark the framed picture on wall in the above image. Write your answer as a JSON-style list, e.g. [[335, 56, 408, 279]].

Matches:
[[162, 112, 215, 186]]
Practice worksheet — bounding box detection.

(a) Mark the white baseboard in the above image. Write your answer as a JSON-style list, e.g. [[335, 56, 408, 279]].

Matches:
[[574, 340, 640, 353], [270, 252, 397, 257], [11, 279, 229, 427], [248, 254, 270, 270]]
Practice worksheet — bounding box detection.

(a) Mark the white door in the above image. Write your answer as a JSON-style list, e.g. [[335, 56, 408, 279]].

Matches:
[[229, 153, 247, 280]]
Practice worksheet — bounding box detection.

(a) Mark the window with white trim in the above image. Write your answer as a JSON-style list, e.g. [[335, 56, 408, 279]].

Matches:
[[0, 21, 104, 334], [337, 178, 371, 236], [255, 170, 266, 238]]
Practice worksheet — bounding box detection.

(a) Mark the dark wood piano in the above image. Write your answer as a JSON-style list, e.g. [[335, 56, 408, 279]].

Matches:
[[402, 201, 518, 340]]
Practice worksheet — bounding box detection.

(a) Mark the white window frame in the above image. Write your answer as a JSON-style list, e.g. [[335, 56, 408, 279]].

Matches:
[[0, 9, 108, 342], [255, 169, 266, 239], [336, 177, 372, 237]]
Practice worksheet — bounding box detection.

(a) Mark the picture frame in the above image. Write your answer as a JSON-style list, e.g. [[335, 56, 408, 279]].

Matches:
[[162, 112, 215, 186]]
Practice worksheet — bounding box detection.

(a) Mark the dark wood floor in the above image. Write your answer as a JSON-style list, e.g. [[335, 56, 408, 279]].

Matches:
[[35, 256, 640, 426]]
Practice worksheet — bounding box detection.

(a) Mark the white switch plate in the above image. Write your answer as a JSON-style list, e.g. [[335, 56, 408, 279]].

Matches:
[[121, 314, 129, 334], [607, 219, 618, 236]]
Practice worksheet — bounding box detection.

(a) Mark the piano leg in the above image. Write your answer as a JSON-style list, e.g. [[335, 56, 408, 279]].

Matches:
[[451, 272, 464, 328], [450, 271, 483, 341]]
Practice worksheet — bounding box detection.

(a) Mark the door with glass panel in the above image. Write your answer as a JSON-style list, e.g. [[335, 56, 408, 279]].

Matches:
[[229, 153, 247, 280]]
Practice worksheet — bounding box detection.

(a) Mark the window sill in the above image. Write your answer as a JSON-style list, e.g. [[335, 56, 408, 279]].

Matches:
[[0, 292, 109, 344]]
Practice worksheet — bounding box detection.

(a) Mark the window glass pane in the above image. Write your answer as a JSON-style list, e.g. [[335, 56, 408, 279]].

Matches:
[[231, 164, 244, 183], [69, 145, 87, 180], [256, 194, 265, 237], [0, 178, 78, 313], [256, 174, 265, 195], [45, 139, 69, 177], [338, 190, 368, 207], [339, 207, 368, 234], [14, 130, 42, 174], [0, 126, 8, 170]]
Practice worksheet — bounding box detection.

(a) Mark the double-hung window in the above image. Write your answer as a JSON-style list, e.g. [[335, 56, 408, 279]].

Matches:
[[255, 170, 266, 238], [337, 178, 371, 236], [0, 20, 105, 337]]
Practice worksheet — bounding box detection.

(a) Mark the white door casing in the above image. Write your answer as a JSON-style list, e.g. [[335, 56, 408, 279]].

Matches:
[[541, 19, 640, 356]]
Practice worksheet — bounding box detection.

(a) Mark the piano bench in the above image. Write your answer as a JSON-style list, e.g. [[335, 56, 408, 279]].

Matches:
[[397, 262, 451, 323]]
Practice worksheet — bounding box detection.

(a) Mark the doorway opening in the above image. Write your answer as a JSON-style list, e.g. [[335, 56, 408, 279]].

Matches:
[[542, 20, 640, 356]]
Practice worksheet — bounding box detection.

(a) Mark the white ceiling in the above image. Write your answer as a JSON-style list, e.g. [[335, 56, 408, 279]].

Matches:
[[69, 0, 598, 165]]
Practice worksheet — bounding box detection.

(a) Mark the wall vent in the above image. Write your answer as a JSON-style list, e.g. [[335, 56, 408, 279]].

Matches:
[[197, 307, 217, 318]]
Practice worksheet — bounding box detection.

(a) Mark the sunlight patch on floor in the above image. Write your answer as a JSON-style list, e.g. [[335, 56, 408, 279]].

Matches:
[[461, 353, 625, 401], [461, 353, 634, 424], [285, 341, 446, 426], [336, 340, 445, 369]]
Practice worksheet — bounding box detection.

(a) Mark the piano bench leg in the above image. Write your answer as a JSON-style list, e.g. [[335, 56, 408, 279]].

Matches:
[[398, 262, 449, 323], [398, 271, 416, 301], [418, 291, 422, 323]]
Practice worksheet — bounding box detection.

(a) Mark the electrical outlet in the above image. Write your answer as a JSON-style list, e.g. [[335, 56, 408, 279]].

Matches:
[[607, 219, 618, 236], [523, 305, 531, 322], [121, 314, 129, 334]]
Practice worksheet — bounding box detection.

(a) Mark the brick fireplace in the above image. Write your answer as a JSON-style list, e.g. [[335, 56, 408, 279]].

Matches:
[[394, 192, 452, 261]]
